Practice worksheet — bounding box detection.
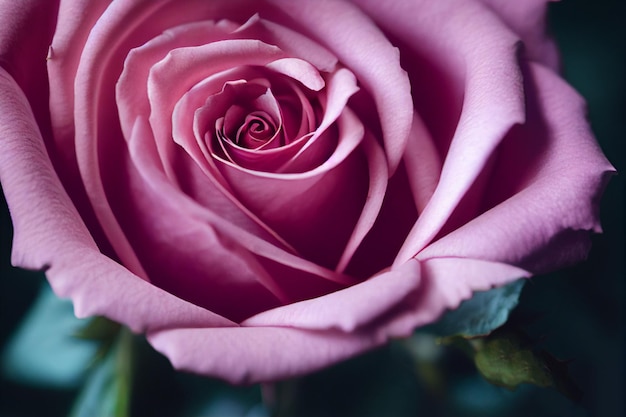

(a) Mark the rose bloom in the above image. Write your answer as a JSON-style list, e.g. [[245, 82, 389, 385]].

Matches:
[[0, 0, 613, 383]]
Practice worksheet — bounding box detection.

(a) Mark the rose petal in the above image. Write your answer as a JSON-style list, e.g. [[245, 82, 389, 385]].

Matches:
[[128, 117, 359, 288], [147, 326, 379, 385], [0, 0, 58, 126], [44, 0, 117, 259], [147, 256, 529, 384], [0, 69, 233, 333], [112, 124, 290, 321], [265, 58, 326, 91], [215, 109, 365, 269], [365, 0, 528, 264], [0, 0, 55, 69], [382, 257, 531, 338], [344, 162, 419, 279], [402, 113, 442, 214], [242, 259, 420, 332], [269, 0, 413, 174], [278, 68, 359, 172], [477, 0, 560, 69], [418, 62, 615, 272], [335, 133, 388, 272], [117, 19, 239, 143], [48, 0, 109, 159], [65, 1, 284, 278], [233, 13, 338, 73]]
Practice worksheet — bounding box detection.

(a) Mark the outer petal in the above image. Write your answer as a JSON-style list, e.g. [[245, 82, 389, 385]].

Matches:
[[47, 0, 110, 163], [148, 257, 529, 384], [351, 0, 527, 265], [477, 0, 560, 69], [148, 326, 379, 385], [419, 63, 614, 271], [0, 0, 59, 125], [242, 260, 420, 332], [0, 68, 233, 332], [382, 257, 531, 337]]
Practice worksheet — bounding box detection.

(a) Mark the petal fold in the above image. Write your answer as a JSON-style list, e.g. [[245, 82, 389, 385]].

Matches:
[[0, 68, 232, 333], [242, 259, 420, 332]]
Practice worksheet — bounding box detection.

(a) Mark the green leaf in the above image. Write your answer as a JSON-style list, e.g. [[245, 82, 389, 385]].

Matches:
[[471, 330, 583, 402], [1, 283, 99, 388], [70, 328, 135, 417], [429, 279, 526, 337]]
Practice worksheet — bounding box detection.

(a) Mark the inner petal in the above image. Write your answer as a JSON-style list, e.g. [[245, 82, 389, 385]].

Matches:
[[216, 80, 284, 150], [234, 111, 279, 148]]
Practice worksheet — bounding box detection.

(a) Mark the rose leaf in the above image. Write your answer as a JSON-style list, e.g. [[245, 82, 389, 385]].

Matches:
[[1, 282, 99, 388], [471, 330, 583, 402], [426, 278, 526, 337]]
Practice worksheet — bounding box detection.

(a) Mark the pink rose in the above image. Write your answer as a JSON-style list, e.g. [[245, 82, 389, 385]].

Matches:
[[0, 0, 613, 383]]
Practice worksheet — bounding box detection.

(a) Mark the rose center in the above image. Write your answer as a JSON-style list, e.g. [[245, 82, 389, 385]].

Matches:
[[211, 80, 284, 153], [230, 110, 280, 149]]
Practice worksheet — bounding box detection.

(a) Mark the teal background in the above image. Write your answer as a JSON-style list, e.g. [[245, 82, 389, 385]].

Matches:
[[1, 0, 624, 415]]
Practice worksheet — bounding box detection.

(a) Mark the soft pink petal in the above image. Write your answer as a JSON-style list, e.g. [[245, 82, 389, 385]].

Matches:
[[47, 0, 110, 161], [278, 68, 359, 172], [117, 19, 239, 142], [128, 117, 358, 288], [0, 68, 233, 332], [108, 121, 290, 321], [148, 257, 528, 384], [243, 259, 420, 332], [72, 1, 180, 280], [148, 39, 286, 179], [344, 162, 418, 279], [418, 63, 615, 272], [269, 0, 413, 174], [402, 114, 442, 214], [0, 0, 59, 125], [382, 258, 531, 338], [215, 110, 365, 269], [265, 58, 326, 91], [365, 0, 527, 265], [42, 0, 117, 258], [233, 13, 338, 72], [66, 1, 283, 280], [477, 0, 560, 69], [148, 326, 379, 384], [336, 133, 388, 272]]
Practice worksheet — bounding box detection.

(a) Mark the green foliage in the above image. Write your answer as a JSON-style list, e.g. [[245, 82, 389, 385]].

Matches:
[[429, 279, 526, 337], [442, 329, 583, 402], [1, 284, 99, 388], [70, 328, 134, 417]]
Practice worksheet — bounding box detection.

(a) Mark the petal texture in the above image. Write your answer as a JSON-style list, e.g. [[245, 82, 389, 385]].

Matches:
[[419, 62, 614, 271], [0, 69, 233, 332], [0, 0, 613, 385]]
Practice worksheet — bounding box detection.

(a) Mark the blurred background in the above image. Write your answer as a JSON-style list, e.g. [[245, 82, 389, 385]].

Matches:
[[1, 0, 623, 416]]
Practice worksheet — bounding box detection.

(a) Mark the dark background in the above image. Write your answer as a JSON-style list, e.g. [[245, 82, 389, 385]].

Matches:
[[1, 0, 624, 416]]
